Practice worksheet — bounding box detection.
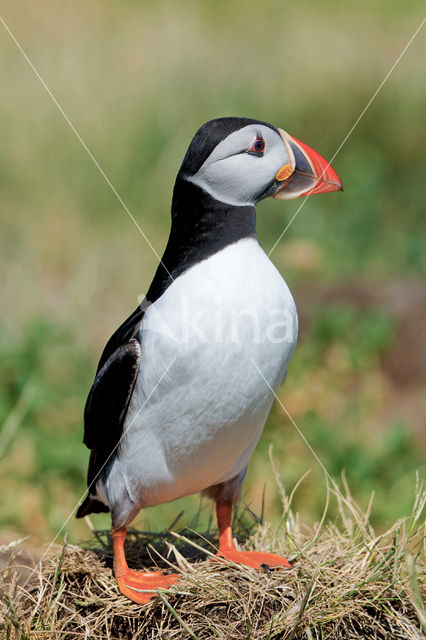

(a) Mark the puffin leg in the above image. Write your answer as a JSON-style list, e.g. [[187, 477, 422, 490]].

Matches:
[[214, 501, 291, 570], [112, 527, 179, 604]]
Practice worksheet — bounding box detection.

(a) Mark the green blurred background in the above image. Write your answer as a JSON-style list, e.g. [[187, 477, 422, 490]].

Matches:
[[0, 0, 425, 545]]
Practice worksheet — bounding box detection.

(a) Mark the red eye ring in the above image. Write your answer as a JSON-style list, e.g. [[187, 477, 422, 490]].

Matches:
[[249, 136, 265, 155]]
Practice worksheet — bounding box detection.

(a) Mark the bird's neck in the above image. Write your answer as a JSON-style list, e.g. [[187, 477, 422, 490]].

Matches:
[[146, 176, 257, 302]]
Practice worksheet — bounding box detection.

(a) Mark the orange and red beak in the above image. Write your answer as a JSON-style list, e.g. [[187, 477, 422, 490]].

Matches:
[[273, 128, 343, 200]]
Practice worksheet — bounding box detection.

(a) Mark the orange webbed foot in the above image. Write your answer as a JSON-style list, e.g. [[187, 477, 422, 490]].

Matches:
[[215, 548, 291, 570], [214, 501, 291, 572], [112, 526, 179, 605], [116, 568, 179, 605]]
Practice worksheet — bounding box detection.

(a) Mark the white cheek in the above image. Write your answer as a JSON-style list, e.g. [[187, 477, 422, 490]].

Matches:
[[193, 156, 257, 206], [190, 141, 288, 207]]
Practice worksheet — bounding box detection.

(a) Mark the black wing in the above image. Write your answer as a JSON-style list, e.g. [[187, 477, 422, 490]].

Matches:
[[76, 307, 143, 518], [83, 339, 141, 452], [96, 304, 144, 372]]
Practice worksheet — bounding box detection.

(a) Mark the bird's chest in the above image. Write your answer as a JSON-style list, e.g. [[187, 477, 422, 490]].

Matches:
[[139, 239, 297, 419]]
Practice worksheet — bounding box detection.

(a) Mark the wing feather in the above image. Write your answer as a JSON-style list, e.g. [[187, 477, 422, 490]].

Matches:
[[76, 328, 142, 517]]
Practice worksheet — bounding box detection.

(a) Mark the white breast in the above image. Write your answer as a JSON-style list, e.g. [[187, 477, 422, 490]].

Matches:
[[102, 238, 298, 513]]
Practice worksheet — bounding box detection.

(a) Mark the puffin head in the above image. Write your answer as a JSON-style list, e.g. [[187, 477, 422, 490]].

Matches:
[[179, 117, 342, 207]]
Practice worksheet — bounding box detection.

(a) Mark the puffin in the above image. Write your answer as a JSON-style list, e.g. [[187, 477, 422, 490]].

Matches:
[[76, 117, 342, 604]]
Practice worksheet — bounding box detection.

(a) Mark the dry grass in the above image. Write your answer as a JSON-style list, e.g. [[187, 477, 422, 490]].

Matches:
[[1, 477, 425, 640]]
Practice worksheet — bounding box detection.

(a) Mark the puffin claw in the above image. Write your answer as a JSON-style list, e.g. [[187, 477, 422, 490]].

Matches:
[[261, 562, 272, 574]]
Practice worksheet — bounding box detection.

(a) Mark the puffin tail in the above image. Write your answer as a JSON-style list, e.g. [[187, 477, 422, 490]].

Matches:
[[76, 494, 110, 518]]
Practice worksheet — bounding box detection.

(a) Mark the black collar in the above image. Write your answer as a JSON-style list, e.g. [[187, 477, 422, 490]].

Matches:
[[146, 175, 257, 302]]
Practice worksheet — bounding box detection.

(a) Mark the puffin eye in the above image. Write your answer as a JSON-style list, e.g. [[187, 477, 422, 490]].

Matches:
[[248, 136, 265, 156]]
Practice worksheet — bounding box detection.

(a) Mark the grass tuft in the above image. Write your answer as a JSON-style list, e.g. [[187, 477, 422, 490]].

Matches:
[[1, 480, 425, 639]]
